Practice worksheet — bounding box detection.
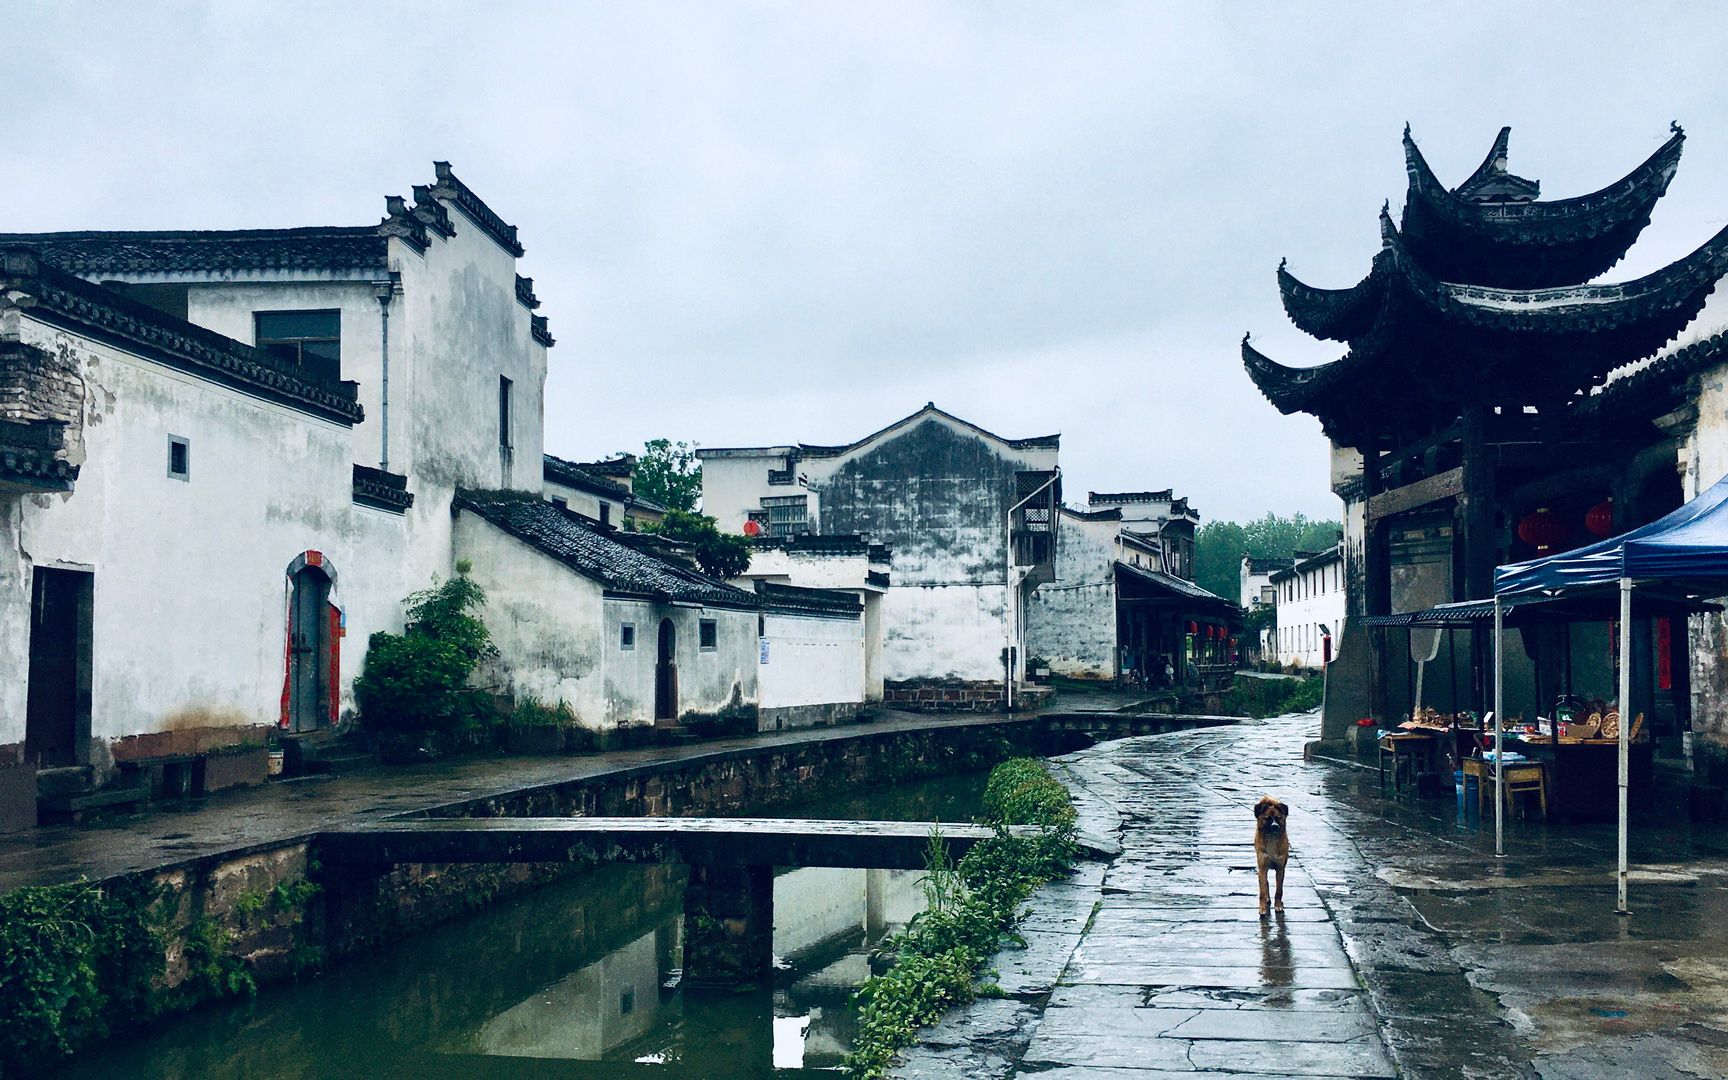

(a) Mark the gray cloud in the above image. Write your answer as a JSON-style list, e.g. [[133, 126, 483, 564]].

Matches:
[[7, 1, 1728, 521]]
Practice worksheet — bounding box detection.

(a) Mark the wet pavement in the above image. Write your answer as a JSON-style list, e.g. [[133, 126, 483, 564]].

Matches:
[[897, 712, 1728, 1079], [0, 710, 1031, 894]]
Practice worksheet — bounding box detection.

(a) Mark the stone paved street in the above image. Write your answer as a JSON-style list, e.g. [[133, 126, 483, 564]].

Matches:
[[897, 712, 1728, 1079]]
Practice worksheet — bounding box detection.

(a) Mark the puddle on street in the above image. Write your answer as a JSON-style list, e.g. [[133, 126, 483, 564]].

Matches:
[[58, 772, 987, 1079]]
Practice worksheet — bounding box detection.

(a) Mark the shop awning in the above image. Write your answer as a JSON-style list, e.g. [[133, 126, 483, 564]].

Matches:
[[1362, 592, 1717, 629], [1114, 562, 1237, 618], [1495, 473, 1728, 601]]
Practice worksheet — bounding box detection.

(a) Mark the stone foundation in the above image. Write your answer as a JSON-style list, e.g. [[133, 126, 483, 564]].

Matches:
[[757, 701, 863, 731], [883, 678, 1006, 713]]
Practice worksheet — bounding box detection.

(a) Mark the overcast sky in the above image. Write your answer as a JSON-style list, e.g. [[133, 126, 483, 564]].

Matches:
[[9, 3, 1728, 522]]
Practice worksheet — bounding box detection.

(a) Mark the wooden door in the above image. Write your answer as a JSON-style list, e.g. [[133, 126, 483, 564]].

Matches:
[[26, 568, 92, 767], [654, 618, 678, 721], [288, 567, 331, 733]]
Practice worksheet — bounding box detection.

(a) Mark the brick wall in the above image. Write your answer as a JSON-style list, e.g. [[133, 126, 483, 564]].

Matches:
[[883, 678, 1007, 712], [0, 340, 84, 427]]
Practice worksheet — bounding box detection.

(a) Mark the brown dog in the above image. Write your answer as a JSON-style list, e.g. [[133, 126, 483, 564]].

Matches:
[[1253, 797, 1290, 917]]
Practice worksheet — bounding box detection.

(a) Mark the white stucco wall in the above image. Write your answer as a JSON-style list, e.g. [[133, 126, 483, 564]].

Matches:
[[1026, 512, 1118, 678], [0, 319, 410, 747], [880, 583, 1008, 683], [452, 511, 606, 725], [601, 601, 758, 727], [759, 612, 865, 710], [542, 477, 623, 526]]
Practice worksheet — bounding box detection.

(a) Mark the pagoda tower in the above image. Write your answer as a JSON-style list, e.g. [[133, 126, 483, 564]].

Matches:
[[1243, 124, 1728, 735]]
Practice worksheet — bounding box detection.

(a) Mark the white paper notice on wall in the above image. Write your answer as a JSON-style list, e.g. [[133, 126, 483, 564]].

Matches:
[[760, 640, 771, 665]]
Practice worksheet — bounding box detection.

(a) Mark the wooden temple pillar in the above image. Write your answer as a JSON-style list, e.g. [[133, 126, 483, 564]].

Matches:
[[1460, 404, 1497, 709]]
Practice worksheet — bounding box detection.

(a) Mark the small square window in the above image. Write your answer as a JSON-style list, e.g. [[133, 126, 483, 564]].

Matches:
[[167, 435, 190, 480], [699, 619, 717, 651], [552, 496, 568, 512], [620, 624, 636, 651]]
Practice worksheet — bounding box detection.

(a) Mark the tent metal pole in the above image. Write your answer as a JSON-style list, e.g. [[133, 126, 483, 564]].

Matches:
[[1494, 595, 1504, 858], [1617, 576, 1633, 915]]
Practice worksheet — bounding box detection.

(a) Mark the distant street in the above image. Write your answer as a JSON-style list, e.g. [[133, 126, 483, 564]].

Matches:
[[900, 714, 1728, 1079]]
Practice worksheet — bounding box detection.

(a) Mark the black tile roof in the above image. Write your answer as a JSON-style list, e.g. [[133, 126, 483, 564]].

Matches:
[[755, 581, 863, 619], [456, 490, 757, 608], [0, 227, 389, 277], [0, 250, 363, 424], [543, 453, 633, 501]]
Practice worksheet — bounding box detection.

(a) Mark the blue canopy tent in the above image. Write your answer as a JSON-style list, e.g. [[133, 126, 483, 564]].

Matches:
[[1492, 474, 1728, 910]]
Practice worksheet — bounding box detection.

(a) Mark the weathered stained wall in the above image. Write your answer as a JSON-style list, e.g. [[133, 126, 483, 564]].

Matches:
[[1026, 511, 1118, 678], [1682, 360, 1728, 783], [453, 511, 606, 724], [2, 319, 408, 754], [702, 411, 1057, 691], [601, 600, 757, 728]]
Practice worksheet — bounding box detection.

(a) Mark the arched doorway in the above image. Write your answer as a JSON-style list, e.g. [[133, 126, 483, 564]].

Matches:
[[654, 618, 678, 722], [285, 553, 336, 733]]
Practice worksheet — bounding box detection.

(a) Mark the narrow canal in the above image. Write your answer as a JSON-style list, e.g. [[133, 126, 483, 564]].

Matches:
[[58, 772, 989, 1079]]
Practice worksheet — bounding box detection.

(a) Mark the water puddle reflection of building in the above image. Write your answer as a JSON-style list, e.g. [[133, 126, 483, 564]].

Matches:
[[460, 866, 927, 1072]]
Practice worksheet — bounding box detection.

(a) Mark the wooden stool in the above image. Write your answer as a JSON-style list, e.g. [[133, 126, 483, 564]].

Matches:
[[1501, 762, 1547, 820], [1467, 759, 1546, 820]]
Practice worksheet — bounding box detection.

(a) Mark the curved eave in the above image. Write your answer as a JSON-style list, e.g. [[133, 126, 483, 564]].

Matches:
[[1277, 254, 1387, 342], [1400, 127, 1684, 287], [1387, 216, 1728, 339], [1240, 335, 1346, 414]]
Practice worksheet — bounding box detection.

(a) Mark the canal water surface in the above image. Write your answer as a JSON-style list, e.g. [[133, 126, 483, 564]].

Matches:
[[60, 772, 988, 1079]]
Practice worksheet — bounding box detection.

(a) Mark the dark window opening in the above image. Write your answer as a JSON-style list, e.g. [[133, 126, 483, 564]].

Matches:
[[167, 435, 190, 480], [599, 502, 611, 528], [498, 375, 514, 483], [620, 624, 635, 651], [552, 496, 568, 512], [255, 310, 341, 382], [699, 619, 718, 651]]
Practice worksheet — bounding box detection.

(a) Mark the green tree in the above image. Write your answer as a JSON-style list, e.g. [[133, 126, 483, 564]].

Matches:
[[1194, 512, 1341, 600], [641, 509, 752, 579], [628, 438, 702, 513]]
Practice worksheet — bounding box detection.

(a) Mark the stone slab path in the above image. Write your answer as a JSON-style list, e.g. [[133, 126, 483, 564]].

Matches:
[[896, 712, 1728, 1079]]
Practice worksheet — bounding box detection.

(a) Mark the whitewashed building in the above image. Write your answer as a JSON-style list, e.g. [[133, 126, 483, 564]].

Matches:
[[1267, 544, 1346, 670], [1026, 492, 1238, 685], [543, 452, 666, 530], [732, 534, 890, 718], [700, 404, 1059, 710], [0, 162, 760, 823]]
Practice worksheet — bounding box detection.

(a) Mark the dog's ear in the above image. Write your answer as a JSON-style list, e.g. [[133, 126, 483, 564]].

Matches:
[[1253, 799, 1269, 819], [1277, 801, 1290, 817]]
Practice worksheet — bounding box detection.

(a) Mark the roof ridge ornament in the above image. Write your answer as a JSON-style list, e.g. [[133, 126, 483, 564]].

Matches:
[[1672, 120, 1685, 137]]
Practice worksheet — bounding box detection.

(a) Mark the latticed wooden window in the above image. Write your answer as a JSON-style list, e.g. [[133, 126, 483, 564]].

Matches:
[[761, 495, 808, 537]]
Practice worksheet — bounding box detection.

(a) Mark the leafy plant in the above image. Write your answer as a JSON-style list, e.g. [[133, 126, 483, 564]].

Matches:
[[511, 696, 579, 728], [1194, 513, 1342, 603], [627, 438, 703, 513], [638, 509, 752, 579], [354, 564, 496, 745], [0, 878, 169, 1072], [843, 759, 1077, 1078]]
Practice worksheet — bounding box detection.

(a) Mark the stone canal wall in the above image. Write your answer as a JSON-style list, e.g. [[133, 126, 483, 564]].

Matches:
[[34, 716, 1059, 1055]]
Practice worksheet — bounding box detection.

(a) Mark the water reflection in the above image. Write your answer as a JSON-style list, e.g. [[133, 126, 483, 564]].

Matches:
[[61, 773, 983, 1079]]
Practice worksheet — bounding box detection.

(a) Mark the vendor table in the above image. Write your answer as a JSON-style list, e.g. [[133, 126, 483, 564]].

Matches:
[[1379, 732, 1442, 795], [1510, 739, 1654, 821]]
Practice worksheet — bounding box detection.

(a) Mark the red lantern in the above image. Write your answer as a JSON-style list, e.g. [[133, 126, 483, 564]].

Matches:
[[1516, 507, 1569, 554], [1188, 621, 1198, 635], [743, 519, 762, 537], [1585, 498, 1615, 539]]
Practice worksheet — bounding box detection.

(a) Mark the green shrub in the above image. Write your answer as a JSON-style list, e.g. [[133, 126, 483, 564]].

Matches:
[[843, 759, 1077, 1079], [510, 696, 578, 728], [354, 564, 496, 744], [0, 878, 167, 1073]]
